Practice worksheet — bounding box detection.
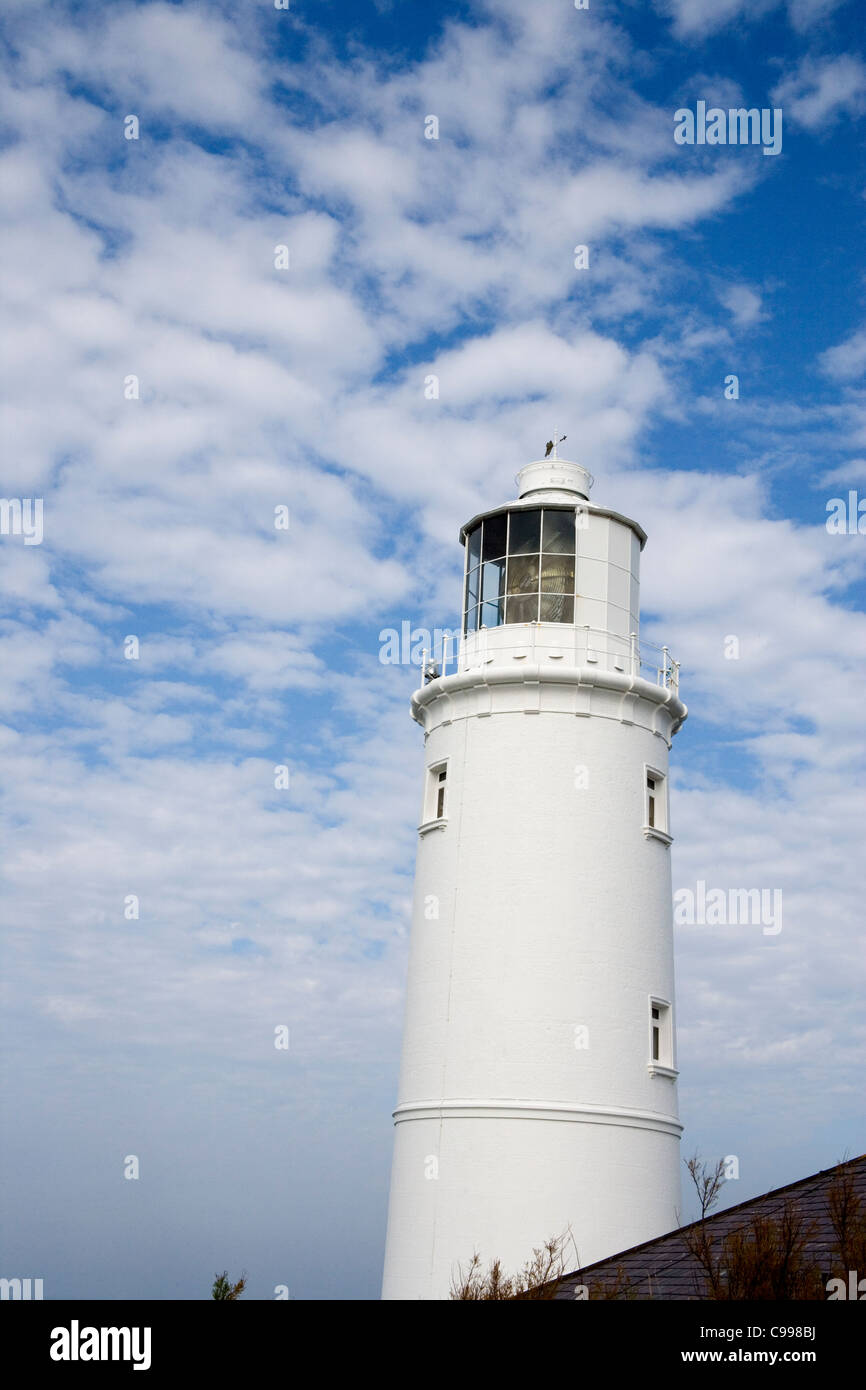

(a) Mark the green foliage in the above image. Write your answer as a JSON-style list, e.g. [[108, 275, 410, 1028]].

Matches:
[[211, 1270, 246, 1300]]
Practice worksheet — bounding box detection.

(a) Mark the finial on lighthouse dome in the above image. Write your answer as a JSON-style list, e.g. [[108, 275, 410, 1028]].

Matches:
[[516, 433, 593, 503]]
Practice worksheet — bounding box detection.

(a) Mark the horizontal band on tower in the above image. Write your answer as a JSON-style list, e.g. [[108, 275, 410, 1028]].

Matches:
[[411, 665, 687, 741], [393, 1099, 683, 1137], [415, 661, 685, 711]]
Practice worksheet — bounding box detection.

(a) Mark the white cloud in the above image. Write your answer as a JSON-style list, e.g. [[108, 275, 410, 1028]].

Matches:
[[657, 0, 847, 38], [718, 283, 767, 328], [786, 0, 848, 31], [771, 54, 866, 131], [657, 0, 776, 38], [205, 633, 326, 692], [819, 327, 866, 380], [21, 3, 264, 129], [821, 456, 866, 484], [0, 0, 760, 634]]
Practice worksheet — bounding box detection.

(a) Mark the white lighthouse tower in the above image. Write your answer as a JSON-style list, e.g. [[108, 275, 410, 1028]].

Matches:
[[381, 442, 687, 1301]]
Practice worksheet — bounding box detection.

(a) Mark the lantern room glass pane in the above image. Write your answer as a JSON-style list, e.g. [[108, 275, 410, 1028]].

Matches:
[[464, 506, 580, 631], [506, 594, 539, 624], [540, 594, 574, 623], [542, 509, 576, 554], [481, 513, 507, 560], [467, 524, 482, 569], [540, 556, 574, 592], [506, 554, 539, 594], [481, 557, 505, 602], [508, 508, 541, 555]]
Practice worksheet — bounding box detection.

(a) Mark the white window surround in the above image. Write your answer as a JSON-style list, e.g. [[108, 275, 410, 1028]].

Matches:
[[643, 763, 672, 844], [647, 996, 678, 1078], [648, 1061, 679, 1080], [418, 818, 447, 837], [418, 760, 449, 834]]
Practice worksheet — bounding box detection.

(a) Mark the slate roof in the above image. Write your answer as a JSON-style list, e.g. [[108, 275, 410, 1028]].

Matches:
[[556, 1153, 866, 1300]]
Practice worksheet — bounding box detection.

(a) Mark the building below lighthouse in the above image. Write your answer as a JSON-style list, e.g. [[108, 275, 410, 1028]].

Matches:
[[381, 445, 688, 1301]]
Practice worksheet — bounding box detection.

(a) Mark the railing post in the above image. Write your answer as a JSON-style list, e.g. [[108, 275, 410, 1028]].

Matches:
[[662, 645, 670, 689], [630, 631, 638, 678]]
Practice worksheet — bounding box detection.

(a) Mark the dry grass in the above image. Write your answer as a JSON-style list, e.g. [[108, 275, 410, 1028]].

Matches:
[[450, 1232, 574, 1300], [827, 1158, 866, 1274], [682, 1151, 866, 1300]]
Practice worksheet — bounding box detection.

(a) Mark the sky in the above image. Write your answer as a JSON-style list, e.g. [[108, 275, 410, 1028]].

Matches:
[[0, 0, 864, 1301]]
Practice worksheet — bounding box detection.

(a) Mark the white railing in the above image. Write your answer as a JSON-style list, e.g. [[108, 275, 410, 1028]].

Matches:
[[419, 633, 459, 683], [420, 625, 680, 694]]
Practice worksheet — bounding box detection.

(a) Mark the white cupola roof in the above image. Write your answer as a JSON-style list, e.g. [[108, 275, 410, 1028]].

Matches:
[[515, 448, 593, 504]]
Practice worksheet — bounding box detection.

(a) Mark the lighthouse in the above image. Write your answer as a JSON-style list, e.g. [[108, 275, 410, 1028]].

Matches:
[[381, 443, 687, 1301]]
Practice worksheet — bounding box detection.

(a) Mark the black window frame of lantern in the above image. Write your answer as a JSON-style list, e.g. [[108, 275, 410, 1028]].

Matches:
[[463, 508, 577, 635]]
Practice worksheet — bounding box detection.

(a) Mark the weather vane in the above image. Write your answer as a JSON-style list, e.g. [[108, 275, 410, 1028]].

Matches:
[[544, 431, 567, 459]]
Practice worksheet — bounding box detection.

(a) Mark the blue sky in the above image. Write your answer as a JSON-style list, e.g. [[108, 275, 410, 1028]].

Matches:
[[0, 0, 864, 1300]]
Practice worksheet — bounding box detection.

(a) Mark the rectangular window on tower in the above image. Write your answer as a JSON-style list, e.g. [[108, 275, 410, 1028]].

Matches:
[[648, 998, 675, 1074], [436, 767, 447, 819], [421, 762, 448, 829], [643, 766, 671, 843]]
